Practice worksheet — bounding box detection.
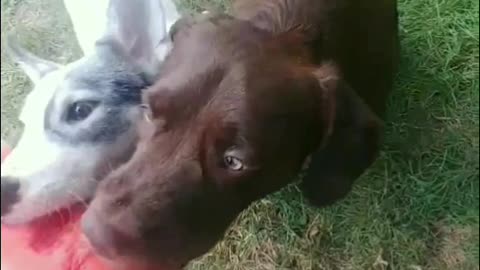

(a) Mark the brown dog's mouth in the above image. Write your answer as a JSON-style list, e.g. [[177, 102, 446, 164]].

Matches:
[[81, 207, 186, 270], [81, 210, 139, 260]]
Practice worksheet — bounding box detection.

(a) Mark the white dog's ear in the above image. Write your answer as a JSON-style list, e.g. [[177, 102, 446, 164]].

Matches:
[[5, 35, 60, 84], [104, 0, 180, 74], [160, 0, 182, 32], [63, 0, 110, 55]]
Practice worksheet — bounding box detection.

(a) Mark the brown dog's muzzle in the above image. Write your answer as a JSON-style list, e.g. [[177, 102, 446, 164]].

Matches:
[[82, 208, 136, 260]]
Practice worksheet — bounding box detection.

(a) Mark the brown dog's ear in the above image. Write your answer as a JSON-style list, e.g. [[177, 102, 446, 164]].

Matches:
[[169, 11, 226, 41], [169, 15, 197, 41], [301, 64, 383, 207]]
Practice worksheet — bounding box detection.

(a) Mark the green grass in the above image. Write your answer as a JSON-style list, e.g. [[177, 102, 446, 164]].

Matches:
[[1, 0, 478, 269]]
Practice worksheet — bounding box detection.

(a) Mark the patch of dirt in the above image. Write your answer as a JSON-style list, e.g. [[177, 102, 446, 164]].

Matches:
[[427, 224, 479, 270]]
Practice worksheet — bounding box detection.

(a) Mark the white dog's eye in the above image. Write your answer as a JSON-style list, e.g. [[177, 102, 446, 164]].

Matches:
[[224, 155, 244, 171], [67, 101, 98, 122]]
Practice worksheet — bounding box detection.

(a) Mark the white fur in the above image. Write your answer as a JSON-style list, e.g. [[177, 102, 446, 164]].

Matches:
[[63, 0, 110, 55], [63, 0, 179, 57], [2, 66, 139, 224], [1, 0, 180, 225]]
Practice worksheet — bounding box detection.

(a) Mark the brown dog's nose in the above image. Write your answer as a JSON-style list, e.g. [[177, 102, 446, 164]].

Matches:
[[82, 209, 135, 259], [1, 177, 20, 216]]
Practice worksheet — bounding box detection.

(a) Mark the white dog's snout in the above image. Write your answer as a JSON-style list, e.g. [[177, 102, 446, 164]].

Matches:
[[0, 138, 96, 224]]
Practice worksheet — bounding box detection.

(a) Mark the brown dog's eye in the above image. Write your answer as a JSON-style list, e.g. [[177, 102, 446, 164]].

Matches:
[[224, 155, 244, 171]]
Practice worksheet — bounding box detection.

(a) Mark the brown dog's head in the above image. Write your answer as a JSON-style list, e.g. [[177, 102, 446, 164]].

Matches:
[[82, 14, 381, 268]]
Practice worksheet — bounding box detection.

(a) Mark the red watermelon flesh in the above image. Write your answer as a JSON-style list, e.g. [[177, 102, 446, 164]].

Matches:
[[1, 143, 163, 270], [1, 206, 112, 270]]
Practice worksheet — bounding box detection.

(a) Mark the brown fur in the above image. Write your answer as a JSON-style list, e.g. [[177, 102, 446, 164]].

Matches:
[[82, 0, 400, 268]]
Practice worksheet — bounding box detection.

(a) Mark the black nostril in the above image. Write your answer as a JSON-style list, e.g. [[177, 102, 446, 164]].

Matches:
[[1, 177, 20, 216]]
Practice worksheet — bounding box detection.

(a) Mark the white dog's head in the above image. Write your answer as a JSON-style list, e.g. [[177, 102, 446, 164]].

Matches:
[[1, 0, 180, 225]]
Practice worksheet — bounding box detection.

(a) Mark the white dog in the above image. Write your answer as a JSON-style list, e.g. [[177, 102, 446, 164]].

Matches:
[[1, 0, 180, 225]]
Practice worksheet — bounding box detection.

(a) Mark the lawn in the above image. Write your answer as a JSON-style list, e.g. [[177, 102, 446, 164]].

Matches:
[[1, 0, 478, 269]]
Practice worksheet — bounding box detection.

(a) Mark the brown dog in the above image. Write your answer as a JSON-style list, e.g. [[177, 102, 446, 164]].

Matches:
[[82, 0, 400, 268]]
